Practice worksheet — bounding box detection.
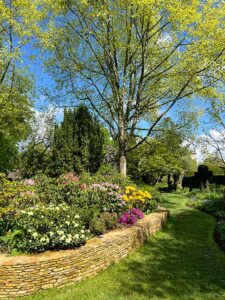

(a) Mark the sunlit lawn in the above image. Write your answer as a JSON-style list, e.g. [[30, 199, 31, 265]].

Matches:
[[23, 194, 225, 300]]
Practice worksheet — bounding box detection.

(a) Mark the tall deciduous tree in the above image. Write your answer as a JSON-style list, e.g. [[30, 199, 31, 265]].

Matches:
[[200, 99, 225, 165], [45, 0, 225, 175]]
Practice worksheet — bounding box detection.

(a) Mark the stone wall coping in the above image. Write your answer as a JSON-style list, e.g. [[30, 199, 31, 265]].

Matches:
[[0, 210, 168, 266]]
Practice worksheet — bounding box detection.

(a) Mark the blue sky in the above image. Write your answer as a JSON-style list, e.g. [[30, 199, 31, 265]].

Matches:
[[22, 47, 219, 163], [22, 43, 214, 135]]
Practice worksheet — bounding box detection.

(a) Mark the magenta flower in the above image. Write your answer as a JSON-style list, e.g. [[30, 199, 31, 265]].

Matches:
[[118, 208, 144, 225]]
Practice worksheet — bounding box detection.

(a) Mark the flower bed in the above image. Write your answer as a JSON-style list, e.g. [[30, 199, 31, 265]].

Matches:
[[0, 173, 161, 254], [186, 186, 225, 251], [0, 209, 169, 298]]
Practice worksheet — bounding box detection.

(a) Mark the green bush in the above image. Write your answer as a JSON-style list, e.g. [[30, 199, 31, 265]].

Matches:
[[89, 216, 106, 235], [135, 183, 163, 204], [186, 186, 224, 214], [0, 173, 160, 254], [100, 212, 118, 230], [2, 204, 90, 253]]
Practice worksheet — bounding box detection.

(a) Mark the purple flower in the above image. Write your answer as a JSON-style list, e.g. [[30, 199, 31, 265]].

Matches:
[[118, 208, 144, 226]]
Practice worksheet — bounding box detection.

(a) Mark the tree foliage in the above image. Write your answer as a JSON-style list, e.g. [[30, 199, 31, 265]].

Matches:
[[127, 122, 197, 185], [50, 106, 105, 175], [44, 0, 225, 175], [200, 99, 225, 165]]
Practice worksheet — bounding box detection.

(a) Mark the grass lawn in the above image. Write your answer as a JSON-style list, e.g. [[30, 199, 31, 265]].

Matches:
[[23, 193, 225, 300]]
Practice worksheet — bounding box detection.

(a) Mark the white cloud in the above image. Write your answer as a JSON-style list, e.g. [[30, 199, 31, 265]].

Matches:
[[195, 129, 225, 163]]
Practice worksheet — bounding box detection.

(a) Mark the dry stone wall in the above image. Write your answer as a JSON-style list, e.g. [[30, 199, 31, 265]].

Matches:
[[0, 210, 169, 298]]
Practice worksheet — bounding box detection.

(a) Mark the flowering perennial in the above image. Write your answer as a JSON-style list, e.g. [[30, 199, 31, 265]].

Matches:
[[118, 208, 144, 225]]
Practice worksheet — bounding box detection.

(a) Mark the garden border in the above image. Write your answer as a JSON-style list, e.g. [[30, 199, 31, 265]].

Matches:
[[0, 209, 169, 298]]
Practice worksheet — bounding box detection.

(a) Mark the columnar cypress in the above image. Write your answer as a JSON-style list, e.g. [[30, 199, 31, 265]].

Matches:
[[50, 106, 104, 175]]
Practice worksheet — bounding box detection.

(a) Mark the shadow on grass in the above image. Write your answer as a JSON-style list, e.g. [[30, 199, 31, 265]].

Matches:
[[114, 206, 225, 299]]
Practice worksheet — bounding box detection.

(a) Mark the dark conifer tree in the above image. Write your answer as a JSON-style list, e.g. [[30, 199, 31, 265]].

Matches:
[[50, 106, 104, 175]]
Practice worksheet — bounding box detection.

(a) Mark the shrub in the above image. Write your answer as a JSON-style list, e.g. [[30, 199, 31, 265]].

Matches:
[[0, 173, 39, 234], [2, 204, 90, 253], [186, 187, 224, 214], [118, 208, 144, 225], [0, 172, 160, 254], [80, 171, 132, 188], [100, 212, 118, 230], [89, 217, 106, 235], [137, 183, 163, 203], [122, 186, 158, 214], [201, 198, 225, 214]]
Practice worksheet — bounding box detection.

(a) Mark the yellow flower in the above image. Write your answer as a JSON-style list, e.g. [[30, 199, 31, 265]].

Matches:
[[126, 186, 136, 191], [123, 195, 129, 201]]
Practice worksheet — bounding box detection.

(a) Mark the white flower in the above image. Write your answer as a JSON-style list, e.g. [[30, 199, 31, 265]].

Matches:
[[81, 234, 85, 239], [40, 237, 47, 243], [28, 211, 34, 216], [66, 237, 72, 243], [81, 230, 85, 233], [57, 230, 64, 235], [74, 223, 79, 227], [49, 232, 54, 236], [32, 232, 38, 238], [75, 234, 79, 239], [60, 235, 66, 241], [65, 221, 70, 225], [75, 215, 80, 219]]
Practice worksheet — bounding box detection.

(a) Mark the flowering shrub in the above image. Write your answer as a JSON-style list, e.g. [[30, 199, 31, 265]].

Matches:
[[122, 186, 157, 214], [58, 172, 80, 185], [0, 172, 160, 254], [118, 208, 144, 225], [6, 204, 90, 253], [0, 173, 38, 232], [90, 184, 126, 214]]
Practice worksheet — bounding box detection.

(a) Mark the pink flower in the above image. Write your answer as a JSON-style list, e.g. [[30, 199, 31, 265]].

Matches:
[[24, 179, 35, 186], [79, 183, 87, 189], [63, 173, 80, 182], [21, 191, 36, 197]]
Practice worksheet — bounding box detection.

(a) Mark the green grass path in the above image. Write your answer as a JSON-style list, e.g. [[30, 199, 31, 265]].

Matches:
[[25, 194, 225, 300]]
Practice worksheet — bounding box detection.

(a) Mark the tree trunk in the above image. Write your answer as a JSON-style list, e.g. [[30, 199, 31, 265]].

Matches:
[[167, 174, 173, 190], [118, 115, 127, 176], [119, 152, 127, 177], [173, 173, 184, 190]]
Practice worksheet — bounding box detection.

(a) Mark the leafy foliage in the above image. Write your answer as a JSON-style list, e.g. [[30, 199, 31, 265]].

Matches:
[[43, 0, 225, 175], [50, 106, 105, 175], [0, 173, 159, 253], [127, 123, 197, 185]]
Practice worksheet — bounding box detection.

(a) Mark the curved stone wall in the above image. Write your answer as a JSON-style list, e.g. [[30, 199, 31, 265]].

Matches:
[[0, 210, 169, 298]]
